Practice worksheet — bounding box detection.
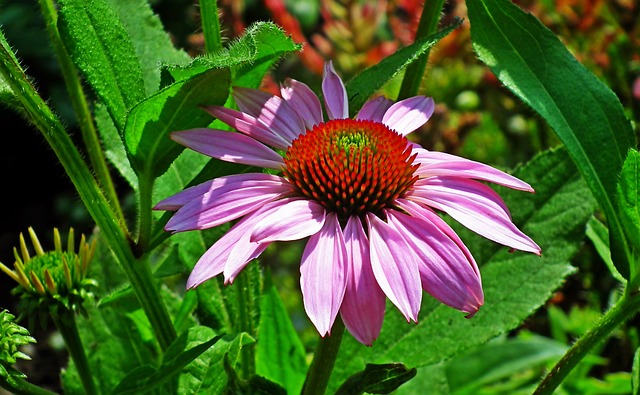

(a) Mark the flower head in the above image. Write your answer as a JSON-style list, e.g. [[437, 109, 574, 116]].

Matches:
[[155, 62, 540, 345], [0, 227, 97, 322]]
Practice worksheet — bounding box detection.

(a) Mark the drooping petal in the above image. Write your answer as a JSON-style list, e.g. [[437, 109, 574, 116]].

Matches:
[[413, 148, 534, 192], [186, 203, 277, 288], [234, 87, 306, 142], [340, 216, 385, 346], [322, 61, 349, 120], [408, 177, 541, 254], [280, 78, 323, 129], [356, 96, 393, 122], [165, 176, 291, 232], [171, 129, 284, 169], [250, 199, 326, 242], [366, 213, 422, 322], [382, 96, 434, 135], [300, 213, 347, 336], [202, 105, 291, 149], [386, 208, 483, 316], [154, 173, 286, 211]]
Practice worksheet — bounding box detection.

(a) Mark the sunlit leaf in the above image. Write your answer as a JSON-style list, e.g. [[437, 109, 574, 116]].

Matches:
[[467, 0, 636, 278]]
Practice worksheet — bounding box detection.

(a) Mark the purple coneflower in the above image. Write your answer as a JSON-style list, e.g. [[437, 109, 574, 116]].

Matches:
[[155, 61, 540, 346]]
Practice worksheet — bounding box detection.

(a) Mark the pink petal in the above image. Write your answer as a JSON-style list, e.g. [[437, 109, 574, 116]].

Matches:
[[366, 213, 422, 322], [234, 87, 305, 142], [340, 216, 386, 346], [154, 173, 284, 211], [386, 208, 483, 316], [413, 148, 534, 192], [280, 78, 323, 129], [382, 96, 434, 135], [322, 61, 349, 120], [202, 106, 291, 149], [408, 177, 541, 254], [186, 204, 277, 288], [171, 128, 284, 169], [250, 199, 326, 242], [356, 96, 393, 122], [300, 213, 347, 336], [165, 176, 291, 232]]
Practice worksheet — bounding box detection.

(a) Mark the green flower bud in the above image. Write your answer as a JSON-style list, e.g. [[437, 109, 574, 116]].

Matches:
[[0, 228, 97, 324]]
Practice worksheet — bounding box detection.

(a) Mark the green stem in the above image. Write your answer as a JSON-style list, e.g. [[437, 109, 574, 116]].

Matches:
[[397, 0, 445, 99], [137, 173, 154, 251], [37, 0, 126, 225], [199, 0, 223, 54], [0, 374, 59, 395], [0, 32, 176, 351], [533, 290, 640, 395], [51, 309, 97, 395], [301, 318, 345, 395]]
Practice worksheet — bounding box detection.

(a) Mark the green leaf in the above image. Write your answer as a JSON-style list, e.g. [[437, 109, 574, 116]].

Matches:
[[124, 67, 231, 179], [96, 103, 138, 189], [110, 327, 223, 395], [617, 149, 640, 279], [224, 356, 287, 395], [345, 17, 463, 115], [176, 329, 255, 394], [445, 335, 566, 394], [104, 0, 190, 95], [329, 147, 597, 393], [335, 363, 418, 395], [162, 21, 301, 89], [57, 0, 146, 131], [466, 0, 636, 278], [255, 271, 307, 394], [586, 216, 625, 283]]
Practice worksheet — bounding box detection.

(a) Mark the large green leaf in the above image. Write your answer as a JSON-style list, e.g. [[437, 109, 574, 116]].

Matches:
[[329, 147, 597, 393], [57, 0, 146, 131], [176, 329, 255, 394], [123, 67, 231, 179], [162, 21, 301, 89], [617, 149, 640, 281], [345, 17, 462, 115], [105, 0, 190, 95], [255, 272, 308, 394], [110, 327, 223, 395], [466, 0, 636, 278]]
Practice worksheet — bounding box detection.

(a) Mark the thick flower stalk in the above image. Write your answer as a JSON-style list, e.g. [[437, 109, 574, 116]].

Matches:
[[155, 61, 541, 346]]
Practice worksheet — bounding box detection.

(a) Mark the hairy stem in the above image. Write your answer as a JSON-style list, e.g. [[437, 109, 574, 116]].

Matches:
[[534, 290, 640, 394]]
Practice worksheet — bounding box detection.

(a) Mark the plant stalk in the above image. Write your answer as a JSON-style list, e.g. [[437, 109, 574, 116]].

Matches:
[[199, 0, 223, 54], [397, 0, 445, 99], [534, 290, 640, 394], [0, 375, 59, 395], [51, 309, 98, 395], [301, 318, 346, 395]]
